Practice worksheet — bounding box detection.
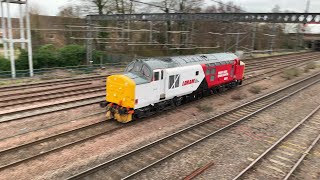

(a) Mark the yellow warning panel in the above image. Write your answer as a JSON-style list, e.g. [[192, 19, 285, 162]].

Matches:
[[106, 75, 135, 108]]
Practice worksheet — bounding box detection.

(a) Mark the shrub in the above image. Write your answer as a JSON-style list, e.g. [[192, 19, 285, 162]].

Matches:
[[16, 49, 38, 70], [304, 61, 317, 72], [34, 44, 58, 68], [57, 45, 86, 66], [4, 44, 104, 74], [282, 68, 301, 80], [248, 85, 262, 94], [0, 56, 10, 71], [231, 93, 247, 100], [196, 104, 213, 112]]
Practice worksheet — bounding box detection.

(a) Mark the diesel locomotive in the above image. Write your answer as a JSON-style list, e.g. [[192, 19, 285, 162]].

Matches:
[[100, 53, 245, 123]]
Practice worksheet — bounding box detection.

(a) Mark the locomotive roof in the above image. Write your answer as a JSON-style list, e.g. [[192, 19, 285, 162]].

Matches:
[[137, 53, 238, 71]]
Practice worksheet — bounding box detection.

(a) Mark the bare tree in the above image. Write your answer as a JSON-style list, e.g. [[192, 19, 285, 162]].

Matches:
[[29, 2, 43, 15], [271, 4, 281, 13], [69, 0, 133, 15], [57, 6, 81, 18], [67, 0, 111, 15]]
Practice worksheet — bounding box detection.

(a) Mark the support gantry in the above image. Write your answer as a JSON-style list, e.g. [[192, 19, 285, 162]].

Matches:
[[0, 0, 33, 78]]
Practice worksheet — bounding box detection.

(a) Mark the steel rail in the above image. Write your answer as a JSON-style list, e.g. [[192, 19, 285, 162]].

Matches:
[[0, 75, 106, 92], [0, 87, 105, 108], [3, 53, 314, 104], [0, 59, 315, 169], [66, 73, 320, 180], [0, 60, 316, 176], [0, 82, 92, 99], [1, 52, 315, 123], [232, 105, 320, 180], [2, 59, 316, 151], [0, 51, 314, 93], [245, 55, 320, 71], [244, 53, 320, 67], [121, 75, 320, 180], [0, 120, 126, 171], [242, 51, 314, 62], [244, 57, 320, 85], [183, 162, 215, 180], [244, 54, 316, 66], [0, 95, 105, 123], [283, 133, 320, 180], [0, 111, 105, 141]]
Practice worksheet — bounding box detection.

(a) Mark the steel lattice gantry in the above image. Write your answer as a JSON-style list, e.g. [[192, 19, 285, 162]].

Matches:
[[1, 0, 34, 78], [87, 13, 320, 23], [85, 13, 320, 63]]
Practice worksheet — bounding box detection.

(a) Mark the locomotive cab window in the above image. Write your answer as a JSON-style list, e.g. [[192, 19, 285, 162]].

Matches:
[[211, 68, 216, 74], [154, 72, 160, 81], [161, 70, 164, 80], [169, 74, 180, 89], [210, 75, 215, 81]]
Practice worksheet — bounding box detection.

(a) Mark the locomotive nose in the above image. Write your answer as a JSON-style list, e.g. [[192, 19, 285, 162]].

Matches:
[[106, 75, 136, 108]]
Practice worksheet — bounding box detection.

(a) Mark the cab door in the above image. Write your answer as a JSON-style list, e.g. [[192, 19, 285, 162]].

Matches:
[[153, 69, 165, 100]]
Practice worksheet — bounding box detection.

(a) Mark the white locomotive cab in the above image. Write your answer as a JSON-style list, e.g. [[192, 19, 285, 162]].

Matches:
[[134, 64, 204, 110], [134, 69, 166, 109], [165, 64, 205, 100]]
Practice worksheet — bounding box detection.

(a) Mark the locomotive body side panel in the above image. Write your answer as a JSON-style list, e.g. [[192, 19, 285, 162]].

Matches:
[[235, 61, 245, 80], [202, 62, 235, 89], [165, 64, 205, 99]]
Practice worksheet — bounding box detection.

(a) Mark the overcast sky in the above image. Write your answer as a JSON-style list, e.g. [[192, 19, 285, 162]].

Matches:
[[3, 0, 319, 17], [2, 0, 320, 33]]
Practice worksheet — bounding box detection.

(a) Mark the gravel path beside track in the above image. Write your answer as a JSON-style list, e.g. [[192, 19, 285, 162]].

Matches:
[[135, 83, 320, 180]]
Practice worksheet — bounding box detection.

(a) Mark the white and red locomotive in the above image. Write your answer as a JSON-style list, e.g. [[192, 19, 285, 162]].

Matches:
[[101, 53, 245, 123]]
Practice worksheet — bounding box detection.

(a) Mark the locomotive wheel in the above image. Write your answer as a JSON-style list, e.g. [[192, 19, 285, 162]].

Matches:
[[156, 103, 166, 112], [175, 100, 182, 106]]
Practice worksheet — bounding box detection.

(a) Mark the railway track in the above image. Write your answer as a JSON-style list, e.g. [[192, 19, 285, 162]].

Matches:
[[233, 105, 320, 180], [0, 118, 125, 171], [0, 53, 317, 177], [0, 110, 105, 141], [0, 82, 92, 98], [0, 72, 310, 173], [2, 53, 317, 137], [0, 52, 317, 114], [65, 72, 320, 180], [244, 57, 319, 85], [0, 95, 104, 123], [0, 51, 314, 95], [289, 135, 320, 179], [1, 51, 318, 143], [242, 51, 313, 62], [0, 75, 106, 93], [245, 53, 320, 71], [0, 86, 105, 109]]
